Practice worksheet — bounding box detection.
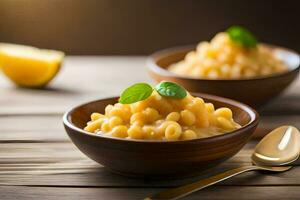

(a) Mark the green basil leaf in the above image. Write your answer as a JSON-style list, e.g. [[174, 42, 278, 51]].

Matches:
[[155, 82, 187, 99], [226, 26, 257, 48], [119, 83, 153, 104]]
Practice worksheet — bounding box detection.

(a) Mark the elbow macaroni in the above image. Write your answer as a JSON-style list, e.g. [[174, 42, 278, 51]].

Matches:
[[165, 123, 182, 140], [84, 91, 241, 141], [168, 32, 287, 79]]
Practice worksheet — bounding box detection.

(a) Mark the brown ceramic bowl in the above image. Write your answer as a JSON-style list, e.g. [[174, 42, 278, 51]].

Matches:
[[63, 93, 259, 179], [147, 45, 300, 107]]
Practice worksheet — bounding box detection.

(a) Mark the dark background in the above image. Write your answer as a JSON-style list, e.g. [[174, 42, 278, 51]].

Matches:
[[0, 0, 299, 55]]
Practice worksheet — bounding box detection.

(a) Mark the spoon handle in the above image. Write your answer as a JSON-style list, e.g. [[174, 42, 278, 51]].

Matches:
[[145, 165, 290, 200]]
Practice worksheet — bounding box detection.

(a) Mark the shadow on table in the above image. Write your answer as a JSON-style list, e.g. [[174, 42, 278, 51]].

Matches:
[[259, 95, 300, 115], [12, 85, 81, 96]]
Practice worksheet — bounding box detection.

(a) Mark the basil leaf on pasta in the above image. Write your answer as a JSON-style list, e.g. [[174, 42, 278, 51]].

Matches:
[[119, 83, 153, 104], [155, 82, 187, 99], [227, 26, 257, 48]]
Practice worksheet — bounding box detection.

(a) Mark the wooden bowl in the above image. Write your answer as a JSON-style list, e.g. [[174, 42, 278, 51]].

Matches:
[[147, 45, 300, 107], [63, 93, 259, 179]]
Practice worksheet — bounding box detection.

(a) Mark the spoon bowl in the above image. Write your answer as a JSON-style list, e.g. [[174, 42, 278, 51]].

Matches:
[[252, 126, 300, 166]]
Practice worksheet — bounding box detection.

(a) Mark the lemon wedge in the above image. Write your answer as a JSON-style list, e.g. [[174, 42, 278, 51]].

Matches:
[[0, 43, 64, 87]]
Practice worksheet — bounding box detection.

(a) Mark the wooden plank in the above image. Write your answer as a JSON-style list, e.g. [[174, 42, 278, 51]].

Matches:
[[1, 186, 300, 200], [0, 115, 62, 132], [0, 141, 300, 187], [2, 167, 300, 187], [0, 56, 299, 115], [0, 130, 68, 142]]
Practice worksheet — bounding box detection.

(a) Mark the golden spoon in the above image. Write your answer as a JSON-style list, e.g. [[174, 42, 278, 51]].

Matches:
[[145, 125, 300, 200]]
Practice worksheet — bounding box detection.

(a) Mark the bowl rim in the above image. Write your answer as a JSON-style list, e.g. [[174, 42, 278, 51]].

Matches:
[[147, 44, 300, 81], [63, 93, 259, 144]]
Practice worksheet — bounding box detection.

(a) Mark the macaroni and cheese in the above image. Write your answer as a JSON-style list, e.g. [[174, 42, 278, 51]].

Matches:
[[84, 91, 241, 141], [168, 32, 287, 79]]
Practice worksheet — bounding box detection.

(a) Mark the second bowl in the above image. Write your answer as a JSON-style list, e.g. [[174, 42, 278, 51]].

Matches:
[[147, 45, 300, 107]]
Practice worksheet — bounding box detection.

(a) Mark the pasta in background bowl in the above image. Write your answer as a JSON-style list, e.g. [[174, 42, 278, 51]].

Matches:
[[147, 26, 300, 107], [169, 32, 287, 79]]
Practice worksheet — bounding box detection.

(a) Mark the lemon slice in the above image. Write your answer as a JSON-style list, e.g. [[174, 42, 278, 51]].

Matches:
[[0, 43, 64, 87]]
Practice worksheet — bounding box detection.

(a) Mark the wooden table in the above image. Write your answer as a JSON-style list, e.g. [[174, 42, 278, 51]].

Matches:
[[0, 56, 300, 200]]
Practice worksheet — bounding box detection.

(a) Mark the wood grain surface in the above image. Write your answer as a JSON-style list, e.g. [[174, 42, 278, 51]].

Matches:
[[0, 56, 299, 199]]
